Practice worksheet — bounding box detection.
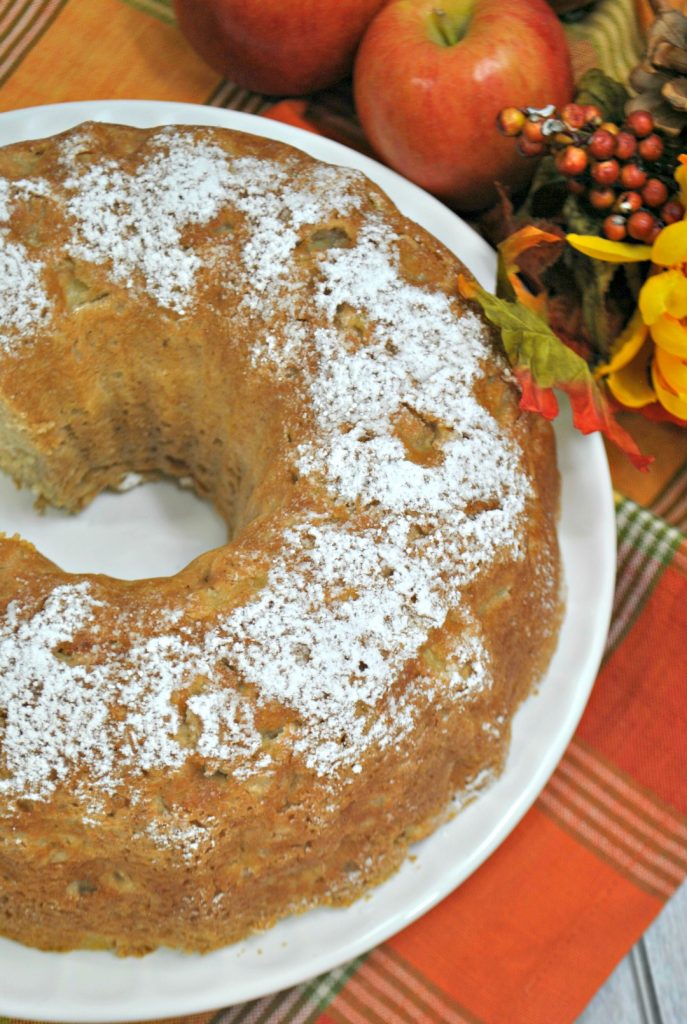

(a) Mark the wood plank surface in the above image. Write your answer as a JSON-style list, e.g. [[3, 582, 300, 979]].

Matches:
[[577, 880, 687, 1024], [577, 953, 646, 1023], [644, 881, 687, 1024]]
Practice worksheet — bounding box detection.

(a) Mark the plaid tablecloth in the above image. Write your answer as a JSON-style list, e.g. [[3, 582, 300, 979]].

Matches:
[[0, 2, 685, 1022]]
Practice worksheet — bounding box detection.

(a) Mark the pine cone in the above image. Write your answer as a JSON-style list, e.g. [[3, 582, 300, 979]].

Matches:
[[628, 1, 687, 134]]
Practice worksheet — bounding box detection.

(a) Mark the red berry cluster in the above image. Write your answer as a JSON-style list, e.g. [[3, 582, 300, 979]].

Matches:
[[497, 103, 684, 242]]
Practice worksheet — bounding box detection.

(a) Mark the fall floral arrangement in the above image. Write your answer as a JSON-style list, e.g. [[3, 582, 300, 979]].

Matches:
[[476, 69, 687, 469]]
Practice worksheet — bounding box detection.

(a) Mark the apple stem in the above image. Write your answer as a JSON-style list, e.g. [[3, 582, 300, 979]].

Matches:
[[429, 8, 470, 47]]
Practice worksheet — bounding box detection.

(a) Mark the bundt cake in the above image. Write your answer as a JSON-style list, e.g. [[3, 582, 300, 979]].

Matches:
[[0, 121, 562, 955]]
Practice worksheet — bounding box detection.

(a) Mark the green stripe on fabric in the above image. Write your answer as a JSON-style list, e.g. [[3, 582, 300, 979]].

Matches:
[[616, 497, 643, 556], [119, 0, 175, 26], [215, 953, 368, 1024], [0, 0, 70, 89], [206, 79, 270, 115], [605, 497, 683, 655], [566, 0, 643, 83], [230, 986, 303, 1024], [216, 987, 301, 1024], [303, 954, 369, 1014], [374, 946, 485, 1024], [206, 81, 236, 107], [0, 0, 34, 49], [537, 790, 673, 902], [651, 462, 687, 533], [617, 498, 683, 566], [614, 498, 657, 584]]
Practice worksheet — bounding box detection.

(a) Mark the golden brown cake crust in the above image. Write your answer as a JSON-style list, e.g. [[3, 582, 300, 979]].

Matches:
[[0, 122, 562, 955]]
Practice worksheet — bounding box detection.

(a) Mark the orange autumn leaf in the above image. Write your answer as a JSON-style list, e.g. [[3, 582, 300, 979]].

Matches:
[[497, 226, 563, 319], [457, 274, 653, 471]]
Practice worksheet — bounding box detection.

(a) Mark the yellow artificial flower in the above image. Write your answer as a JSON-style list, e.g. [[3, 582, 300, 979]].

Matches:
[[676, 154, 687, 208], [566, 235, 651, 263], [639, 220, 687, 360], [655, 345, 687, 392], [653, 358, 687, 419], [568, 190, 687, 420], [608, 335, 656, 409], [594, 309, 654, 409]]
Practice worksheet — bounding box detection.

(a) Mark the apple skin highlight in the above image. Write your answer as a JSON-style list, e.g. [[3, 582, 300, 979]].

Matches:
[[354, 0, 574, 211], [173, 0, 387, 95]]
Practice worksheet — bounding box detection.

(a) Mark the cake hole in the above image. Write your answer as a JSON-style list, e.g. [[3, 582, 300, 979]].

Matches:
[[302, 225, 352, 252], [293, 643, 311, 665], [333, 302, 372, 351], [101, 869, 136, 892], [52, 640, 93, 666], [66, 879, 97, 897], [176, 708, 202, 749], [56, 260, 110, 311], [392, 405, 453, 467], [0, 474, 227, 580]]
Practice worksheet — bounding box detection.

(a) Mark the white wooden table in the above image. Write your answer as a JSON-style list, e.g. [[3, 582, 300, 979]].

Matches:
[[577, 880, 687, 1022]]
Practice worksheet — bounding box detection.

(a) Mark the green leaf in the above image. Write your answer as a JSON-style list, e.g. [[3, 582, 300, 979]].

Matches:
[[463, 282, 652, 469], [575, 68, 629, 124], [520, 154, 568, 221], [575, 250, 617, 353], [563, 196, 620, 355], [564, 196, 601, 238], [471, 288, 591, 387]]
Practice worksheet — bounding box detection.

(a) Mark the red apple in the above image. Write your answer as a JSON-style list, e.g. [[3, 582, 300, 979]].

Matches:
[[173, 0, 387, 96], [353, 0, 574, 211]]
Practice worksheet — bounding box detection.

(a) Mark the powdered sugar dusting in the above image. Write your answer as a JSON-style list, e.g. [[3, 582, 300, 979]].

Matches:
[[0, 180, 51, 343], [0, 583, 115, 799], [293, 223, 527, 574], [144, 814, 217, 863], [0, 125, 538, 819], [206, 516, 495, 776], [0, 242, 50, 341], [63, 130, 236, 313], [221, 156, 363, 306], [0, 179, 11, 222], [0, 130, 368, 347], [186, 686, 267, 773]]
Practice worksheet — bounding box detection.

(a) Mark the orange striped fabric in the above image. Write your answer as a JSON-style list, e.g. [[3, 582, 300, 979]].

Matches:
[[0, 3, 685, 1024], [539, 740, 687, 901]]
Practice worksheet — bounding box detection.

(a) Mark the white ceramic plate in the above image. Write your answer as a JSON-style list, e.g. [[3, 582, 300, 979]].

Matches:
[[0, 101, 616, 1021]]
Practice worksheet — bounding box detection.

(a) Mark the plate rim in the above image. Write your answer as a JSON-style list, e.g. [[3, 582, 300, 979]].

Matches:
[[0, 98, 616, 1021]]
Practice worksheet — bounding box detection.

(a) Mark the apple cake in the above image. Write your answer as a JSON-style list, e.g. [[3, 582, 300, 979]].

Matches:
[[0, 121, 562, 954]]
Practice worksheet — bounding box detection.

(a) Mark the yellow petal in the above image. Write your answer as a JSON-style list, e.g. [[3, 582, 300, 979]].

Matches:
[[655, 345, 687, 393], [652, 360, 687, 420], [606, 334, 656, 408], [567, 233, 652, 263], [639, 269, 687, 324], [667, 275, 687, 318], [595, 308, 648, 378], [650, 218, 687, 267], [650, 313, 687, 357], [676, 158, 687, 209]]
